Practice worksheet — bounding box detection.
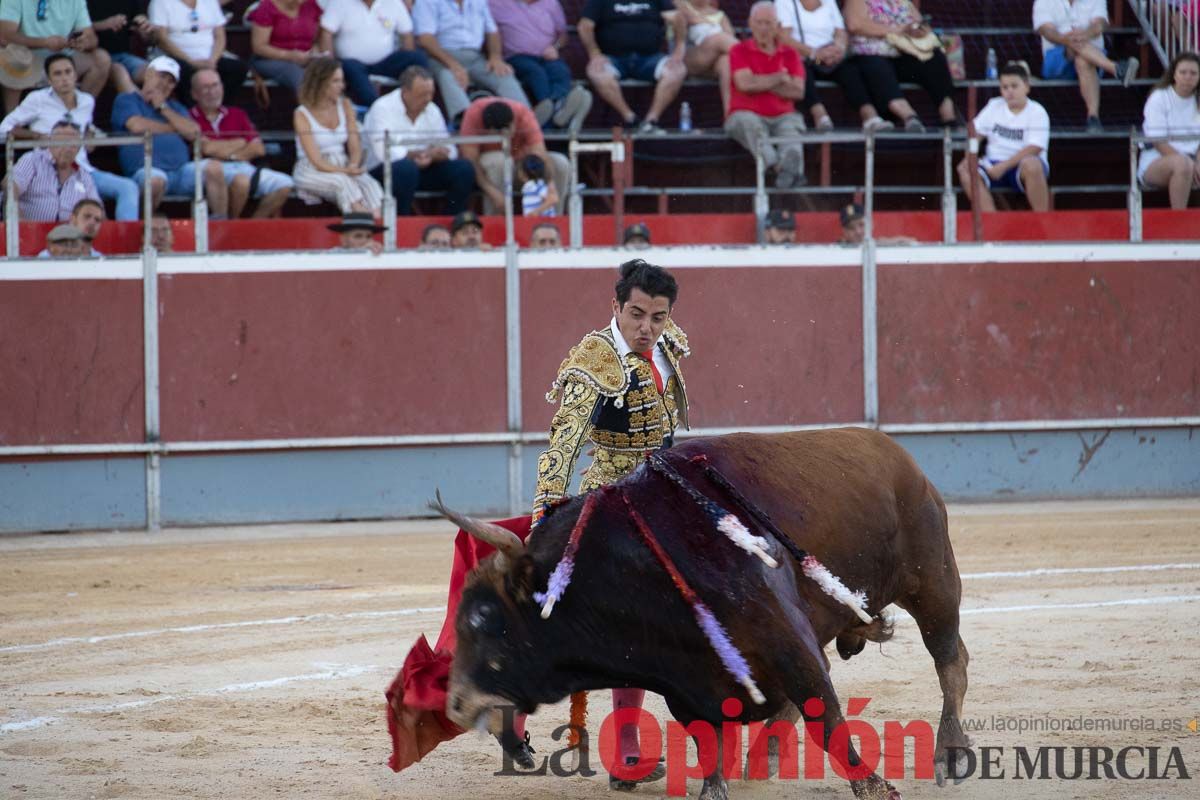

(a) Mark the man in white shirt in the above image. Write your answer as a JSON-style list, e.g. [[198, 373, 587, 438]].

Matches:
[[1031, 0, 1138, 131], [363, 65, 477, 214], [317, 0, 430, 107], [413, 0, 529, 124]]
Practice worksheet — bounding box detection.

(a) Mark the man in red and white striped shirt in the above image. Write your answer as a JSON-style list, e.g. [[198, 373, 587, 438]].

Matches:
[[8, 120, 99, 222]]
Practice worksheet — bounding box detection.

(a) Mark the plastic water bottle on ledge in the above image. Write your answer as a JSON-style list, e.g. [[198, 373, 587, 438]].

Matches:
[[985, 48, 998, 80], [680, 101, 693, 132]]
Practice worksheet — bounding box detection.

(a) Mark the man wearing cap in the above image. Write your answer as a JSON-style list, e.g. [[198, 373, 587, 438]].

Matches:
[[450, 210, 491, 249], [40, 223, 88, 257], [328, 212, 385, 254], [363, 65, 476, 217], [623, 221, 650, 248], [838, 202, 916, 246], [111, 54, 229, 215], [763, 207, 795, 244], [458, 97, 569, 214], [7, 119, 99, 221], [189, 67, 294, 218], [0, 0, 111, 111]]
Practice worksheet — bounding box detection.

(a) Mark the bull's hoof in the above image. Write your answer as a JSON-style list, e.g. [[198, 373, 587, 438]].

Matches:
[[608, 776, 637, 792], [699, 777, 730, 800], [608, 757, 665, 791]]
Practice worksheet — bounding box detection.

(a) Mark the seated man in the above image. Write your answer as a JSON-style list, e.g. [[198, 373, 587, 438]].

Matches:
[[528, 220, 561, 248], [420, 222, 452, 248], [762, 207, 794, 244], [148, 211, 174, 252], [0, 0, 111, 110], [724, 2, 806, 188], [458, 97, 569, 214], [623, 220, 650, 247], [328, 212, 385, 254], [8, 120, 99, 222], [838, 202, 916, 245], [363, 65, 476, 216], [40, 223, 88, 257], [317, 0, 429, 107], [188, 68, 294, 218], [413, 0, 529, 125], [450, 209, 490, 248], [70, 197, 105, 255], [579, 0, 687, 133], [111, 56, 228, 214], [1032, 0, 1138, 131], [488, 0, 592, 132]]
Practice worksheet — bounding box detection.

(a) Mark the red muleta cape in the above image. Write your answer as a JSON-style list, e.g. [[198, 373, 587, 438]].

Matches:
[[385, 515, 533, 772]]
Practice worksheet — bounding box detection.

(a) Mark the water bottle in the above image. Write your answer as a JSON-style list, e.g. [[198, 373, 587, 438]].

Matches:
[[985, 48, 998, 80], [679, 101, 693, 132]]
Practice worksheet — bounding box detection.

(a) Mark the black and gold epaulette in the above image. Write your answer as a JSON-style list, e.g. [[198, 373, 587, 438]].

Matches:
[[662, 319, 690, 358], [545, 329, 629, 407]]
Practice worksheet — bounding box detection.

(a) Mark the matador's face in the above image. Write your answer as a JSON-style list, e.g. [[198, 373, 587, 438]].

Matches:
[[612, 288, 671, 354]]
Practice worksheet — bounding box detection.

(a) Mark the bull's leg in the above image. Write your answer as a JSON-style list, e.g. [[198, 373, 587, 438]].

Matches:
[[793, 679, 901, 800], [744, 701, 799, 779]]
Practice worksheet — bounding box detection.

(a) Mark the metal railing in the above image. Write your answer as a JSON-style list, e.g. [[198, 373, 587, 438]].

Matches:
[[1134, 0, 1200, 67]]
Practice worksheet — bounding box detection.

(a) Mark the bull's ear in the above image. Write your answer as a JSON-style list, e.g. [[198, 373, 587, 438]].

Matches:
[[508, 555, 539, 604]]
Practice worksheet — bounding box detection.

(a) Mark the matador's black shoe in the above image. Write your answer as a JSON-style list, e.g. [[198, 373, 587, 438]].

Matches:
[[496, 730, 536, 770]]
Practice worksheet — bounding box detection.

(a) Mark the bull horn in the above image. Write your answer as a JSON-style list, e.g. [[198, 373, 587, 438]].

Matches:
[[430, 490, 526, 559]]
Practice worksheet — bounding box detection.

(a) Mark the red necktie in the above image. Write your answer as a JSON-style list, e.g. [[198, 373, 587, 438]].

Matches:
[[640, 350, 664, 394]]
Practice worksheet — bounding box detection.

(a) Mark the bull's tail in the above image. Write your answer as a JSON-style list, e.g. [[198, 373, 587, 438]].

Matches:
[[836, 612, 895, 661]]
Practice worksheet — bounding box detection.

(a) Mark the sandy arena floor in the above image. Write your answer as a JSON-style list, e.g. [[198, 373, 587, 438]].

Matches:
[[2, 499, 1198, 800]]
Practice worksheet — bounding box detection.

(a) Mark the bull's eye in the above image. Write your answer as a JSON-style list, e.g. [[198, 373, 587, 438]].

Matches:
[[487, 657, 503, 672], [468, 603, 494, 631]]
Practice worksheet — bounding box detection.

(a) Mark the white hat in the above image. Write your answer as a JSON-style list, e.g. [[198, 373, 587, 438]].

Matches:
[[146, 55, 180, 81]]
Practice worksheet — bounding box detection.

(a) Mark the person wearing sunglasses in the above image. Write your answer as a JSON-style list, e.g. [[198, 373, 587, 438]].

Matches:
[[147, 0, 247, 101], [0, 0, 112, 112]]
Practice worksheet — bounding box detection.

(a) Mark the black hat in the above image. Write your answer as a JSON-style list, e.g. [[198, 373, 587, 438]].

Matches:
[[327, 212, 386, 233], [452, 210, 484, 233], [623, 222, 651, 244], [764, 208, 795, 230], [840, 202, 865, 227]]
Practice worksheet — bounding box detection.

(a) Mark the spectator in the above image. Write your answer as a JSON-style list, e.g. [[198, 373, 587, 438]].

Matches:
[[327, 210, 384, 253], [528, 220, 560, 247], [725, 2, 806, 188], [674, 0, 736, 116], [88, 1, 154, 92], [189, 68, 294, 217], [41, 222, 88, 256], [1033, 0, 1138, 131], [148, 0, 248, 101], [488, 0, 592, 132], [458, 97, 569, 213], [148, 210, 174, 250], [413, 0, 529, 125], [763, 206, 794, 243], [843, 0, 958, 131], [248, 0, 326, 99], [70, 196, 105, 254], [519, 153, 556, 215], [579, 0, 686, 133], [317, 0, 428, 107], [1137, 51, 1200, 210], [623, 220, 650, 247], [420, 221, 452, 248], [838, 201, 915, 244], [0, 0, 111, 110], [292, 57, 383, 214], [362, 65, 475, 215], [111, 55, 230, 213], [450, 208, 489, 247], [0, 52, 141, 219], [7, 120, 99, 221], [776, 0, 892, 132], [957, 61, 1050, 213]]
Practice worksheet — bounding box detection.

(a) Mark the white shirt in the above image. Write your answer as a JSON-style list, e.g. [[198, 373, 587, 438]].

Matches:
[[609, 316, 676, 388], [321, 0, 414, 64], [775, 0, 844, 50], [149, 0, 226, 61], [1032, 0, 1107, 55], [1142, 86, 1200, 157], [972, 96, 1051, 166], [0, 86, 97, 171], [362, 87, 457, 168]]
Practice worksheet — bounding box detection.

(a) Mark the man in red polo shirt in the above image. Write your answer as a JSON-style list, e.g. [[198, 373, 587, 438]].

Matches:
[[725, 1, 807, 188], [457, 97, 569, 214], [187, 68, 294, 218]]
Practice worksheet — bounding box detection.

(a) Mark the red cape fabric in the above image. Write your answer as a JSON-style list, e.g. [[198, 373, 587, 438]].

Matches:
[[386, 515, 533, 772]]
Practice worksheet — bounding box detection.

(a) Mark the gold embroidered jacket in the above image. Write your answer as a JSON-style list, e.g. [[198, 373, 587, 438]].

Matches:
[[533, 320, 690, 520]]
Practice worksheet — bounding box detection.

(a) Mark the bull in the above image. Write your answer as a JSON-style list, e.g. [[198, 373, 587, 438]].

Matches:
[[435, 428, 970, 799]]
